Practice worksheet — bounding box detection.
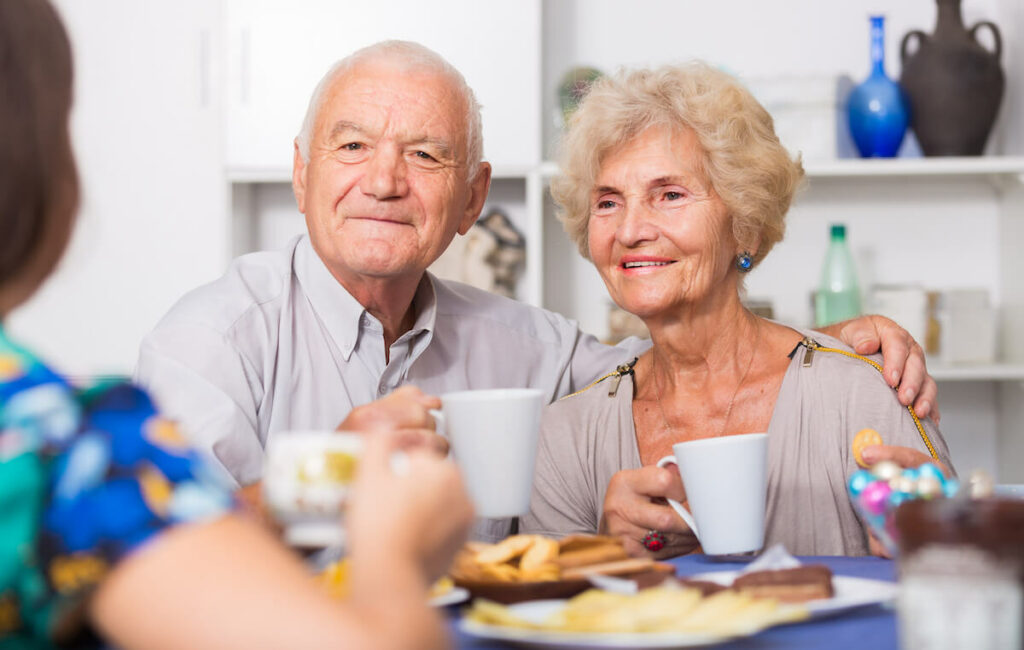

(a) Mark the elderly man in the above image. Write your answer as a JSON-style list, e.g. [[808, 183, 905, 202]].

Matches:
[[136, 41, 937, 538]]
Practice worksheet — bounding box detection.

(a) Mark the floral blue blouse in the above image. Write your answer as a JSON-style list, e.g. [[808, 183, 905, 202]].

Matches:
[[0, 327, 232, 646]]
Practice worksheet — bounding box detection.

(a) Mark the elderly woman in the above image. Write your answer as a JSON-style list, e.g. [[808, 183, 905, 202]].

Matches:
[[520, 62, 952, 558]]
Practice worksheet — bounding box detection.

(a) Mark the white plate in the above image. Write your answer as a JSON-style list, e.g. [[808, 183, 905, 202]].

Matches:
[[431, 586, 470, 608], [691, 571, 898, 617], [458, 572, 898, 647], [459, 599, 733, 649]]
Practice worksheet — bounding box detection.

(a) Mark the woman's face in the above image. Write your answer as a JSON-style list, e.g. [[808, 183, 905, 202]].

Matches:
[[587, 125, 738, 321]]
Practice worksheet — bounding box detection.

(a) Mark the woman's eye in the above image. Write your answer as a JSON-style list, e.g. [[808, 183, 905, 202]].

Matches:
[[597, 200, 617, 210], [341, 142, 363, 151], [664, 191, 684, 201]]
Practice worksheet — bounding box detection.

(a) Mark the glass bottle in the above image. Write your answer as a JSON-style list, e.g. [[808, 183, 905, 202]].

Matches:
[[847, 15, 910, 158], [815, 224, 862, 326]]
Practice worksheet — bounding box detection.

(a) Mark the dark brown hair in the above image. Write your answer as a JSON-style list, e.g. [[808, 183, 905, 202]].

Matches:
[[0, 0, 78, 303]]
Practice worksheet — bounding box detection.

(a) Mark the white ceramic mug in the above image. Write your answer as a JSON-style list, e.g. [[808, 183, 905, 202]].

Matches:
[[440, 388, 544, 518], [263, 432, 363, 548], [656, 432, 768, 555]]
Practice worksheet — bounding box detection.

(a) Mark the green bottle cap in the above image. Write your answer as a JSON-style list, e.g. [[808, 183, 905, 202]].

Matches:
[[830, 224, 846, 240]]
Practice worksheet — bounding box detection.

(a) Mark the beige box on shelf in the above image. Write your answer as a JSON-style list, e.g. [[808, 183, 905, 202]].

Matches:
[[744, 75, 852, 161], [871, 285, 928, 349], [938, 289, 997, 365]]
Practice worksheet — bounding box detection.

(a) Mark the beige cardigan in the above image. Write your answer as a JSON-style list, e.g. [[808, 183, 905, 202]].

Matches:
[[519, 332, 953, 556]]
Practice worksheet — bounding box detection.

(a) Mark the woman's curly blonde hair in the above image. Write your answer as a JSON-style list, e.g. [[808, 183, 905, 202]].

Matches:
[[551, 61, 804, 268]]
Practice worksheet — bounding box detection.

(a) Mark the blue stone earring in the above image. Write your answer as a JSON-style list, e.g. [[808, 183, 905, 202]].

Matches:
[[735, 251, 753, 272]]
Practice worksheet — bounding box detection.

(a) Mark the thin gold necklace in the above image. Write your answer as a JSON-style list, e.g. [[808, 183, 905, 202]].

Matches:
[[651, 320, 759, 439]]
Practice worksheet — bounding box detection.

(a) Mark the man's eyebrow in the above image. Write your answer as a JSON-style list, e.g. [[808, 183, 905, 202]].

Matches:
[[408, 136, 453, 159], [327, 121, 366, 139]]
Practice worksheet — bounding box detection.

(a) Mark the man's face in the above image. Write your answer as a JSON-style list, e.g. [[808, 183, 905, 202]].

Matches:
[[293, 61, 489, 286]]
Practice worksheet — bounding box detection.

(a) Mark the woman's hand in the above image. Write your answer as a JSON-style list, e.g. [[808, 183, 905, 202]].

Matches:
[[599, 466, 700, 559], [828, 314, 939, 422], [860, 443, 950, 558], [339, 385, 448, 455], [861, 444, 951, 478], [347, 431, 474, 584]]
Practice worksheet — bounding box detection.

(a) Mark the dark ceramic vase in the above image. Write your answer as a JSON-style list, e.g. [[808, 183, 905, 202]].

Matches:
[[899, 0, 1004, 156]]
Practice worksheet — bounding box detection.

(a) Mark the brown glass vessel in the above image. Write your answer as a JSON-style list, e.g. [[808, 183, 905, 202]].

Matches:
[[899, 0, 1005, 156]]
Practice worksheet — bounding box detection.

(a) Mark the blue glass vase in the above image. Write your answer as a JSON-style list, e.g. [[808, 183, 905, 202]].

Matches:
[[847, 16, 910, 158]]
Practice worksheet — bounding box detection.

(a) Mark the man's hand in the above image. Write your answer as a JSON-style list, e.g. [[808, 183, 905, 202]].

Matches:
[[824, 314, 939, 422], [599, 466, 700, 559], [339, 386, 448, 455]]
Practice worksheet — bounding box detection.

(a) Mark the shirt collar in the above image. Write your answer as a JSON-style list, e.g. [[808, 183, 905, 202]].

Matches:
[[407, 273, 438, 340], [293, 235, 438, 361]]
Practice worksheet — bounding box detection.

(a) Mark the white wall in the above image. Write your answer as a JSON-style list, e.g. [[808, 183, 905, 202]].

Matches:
[[7, 1, 229, 378]]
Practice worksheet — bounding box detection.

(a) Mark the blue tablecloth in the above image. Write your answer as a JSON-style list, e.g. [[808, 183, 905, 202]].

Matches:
[[447, 555, 898, 649]]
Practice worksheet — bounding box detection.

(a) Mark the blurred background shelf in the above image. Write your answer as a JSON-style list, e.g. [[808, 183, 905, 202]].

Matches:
[[931, 364, 1024, 382], [805, 156, 1024, 181]]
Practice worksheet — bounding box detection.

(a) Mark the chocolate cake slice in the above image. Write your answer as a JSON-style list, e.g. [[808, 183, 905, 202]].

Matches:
[[674, 578, 729, 597], [731, 565, 834, 603]]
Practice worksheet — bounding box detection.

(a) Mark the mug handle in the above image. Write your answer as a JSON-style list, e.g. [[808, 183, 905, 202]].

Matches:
[[429, 409, 447, 439], [656, 456, 700, 540]]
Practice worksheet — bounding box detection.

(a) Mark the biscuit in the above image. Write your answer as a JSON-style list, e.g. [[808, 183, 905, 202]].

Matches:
[[852, 428, 883, 468], [475, 535, 535, 565], [520, 536, 559, 571]]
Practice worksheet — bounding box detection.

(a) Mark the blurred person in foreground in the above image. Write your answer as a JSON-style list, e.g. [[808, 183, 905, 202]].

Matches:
[[135, 41, 940, 543], [520, 62, 953, 557], [0, 1, 472, 647]]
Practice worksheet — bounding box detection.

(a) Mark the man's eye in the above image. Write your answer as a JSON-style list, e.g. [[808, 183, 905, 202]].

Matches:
[[341, 142, 363, 151], [414, 151, 436, 161]]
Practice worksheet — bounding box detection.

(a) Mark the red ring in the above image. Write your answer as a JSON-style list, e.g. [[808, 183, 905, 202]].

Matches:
[[642, 530, 665, 552]]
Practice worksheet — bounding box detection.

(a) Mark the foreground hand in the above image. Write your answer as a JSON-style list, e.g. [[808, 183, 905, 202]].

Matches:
[[833, 314, 939, 422], [339, 386, 448, 455], [347, 431, 473, 583], [861, 443, 950, 558], [599, 466, 699, 559], [861, 444, 950, 478]]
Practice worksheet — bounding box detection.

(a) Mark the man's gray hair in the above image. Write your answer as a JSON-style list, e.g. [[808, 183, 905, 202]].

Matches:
[[296, 40, 483, 173]]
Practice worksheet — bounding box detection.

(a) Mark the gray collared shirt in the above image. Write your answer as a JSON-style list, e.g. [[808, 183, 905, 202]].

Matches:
[[136, 235, 646, 495]]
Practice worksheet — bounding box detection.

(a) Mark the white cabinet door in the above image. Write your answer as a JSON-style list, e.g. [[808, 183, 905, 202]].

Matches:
[[224, 0, 541, 172], [8, 1, 228, 378]]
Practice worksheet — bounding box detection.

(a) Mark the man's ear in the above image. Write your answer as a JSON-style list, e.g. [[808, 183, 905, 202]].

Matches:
[[292, 140, 308, 214], [458, 162, 492, 235]]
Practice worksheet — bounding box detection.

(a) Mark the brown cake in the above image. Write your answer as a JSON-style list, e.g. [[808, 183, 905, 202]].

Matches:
[[674, 578, 729, 597], [731, 565, 834, 603]]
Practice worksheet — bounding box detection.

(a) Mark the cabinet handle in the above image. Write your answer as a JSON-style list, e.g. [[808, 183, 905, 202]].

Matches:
[[240, 27, 250, 104], [199, 28, 211, 108]]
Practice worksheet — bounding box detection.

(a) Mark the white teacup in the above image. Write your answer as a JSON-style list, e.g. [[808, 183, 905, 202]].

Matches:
[[263, 432, 363, 548], [438, 388, 544, 518], [656, 432, 768, 556]]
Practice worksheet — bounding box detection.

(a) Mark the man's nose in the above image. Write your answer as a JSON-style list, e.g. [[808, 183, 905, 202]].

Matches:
[[616, 202, 659, 246], [359, 146, 408, 199]]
